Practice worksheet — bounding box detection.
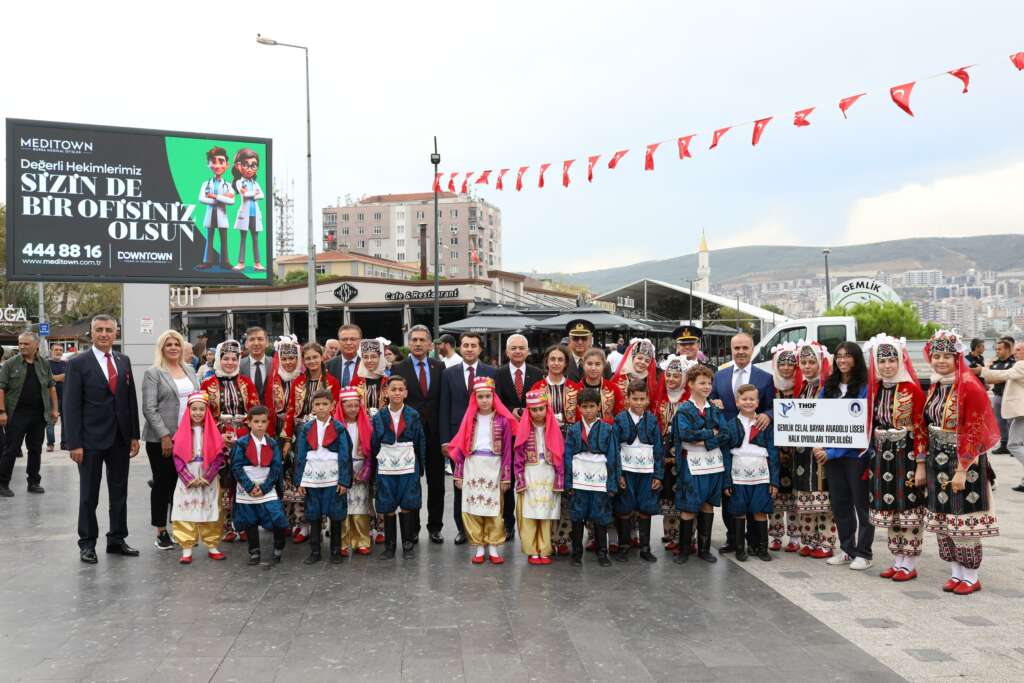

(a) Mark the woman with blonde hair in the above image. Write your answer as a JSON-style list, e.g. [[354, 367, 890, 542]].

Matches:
[[141, 330, 200, 551]]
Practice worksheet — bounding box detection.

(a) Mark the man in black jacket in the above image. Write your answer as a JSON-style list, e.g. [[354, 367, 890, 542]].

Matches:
[[493, 333, 543, 540], [391, 324, 446, 542], [63, 315, 141, 564]]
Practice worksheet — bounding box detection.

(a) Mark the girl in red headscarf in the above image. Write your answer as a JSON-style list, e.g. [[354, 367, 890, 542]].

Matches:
[[513, 389, 566, 565], [170, 392, 228, 564], [335, 387, 375, 556], [922, 330, 1000, 595]]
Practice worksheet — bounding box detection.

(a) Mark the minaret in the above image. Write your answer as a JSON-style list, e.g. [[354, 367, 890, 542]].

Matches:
[[696, 229, 710, 291]]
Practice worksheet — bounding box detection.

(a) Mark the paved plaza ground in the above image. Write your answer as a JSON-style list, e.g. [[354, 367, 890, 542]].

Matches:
[[2, 445, 1021, 682]]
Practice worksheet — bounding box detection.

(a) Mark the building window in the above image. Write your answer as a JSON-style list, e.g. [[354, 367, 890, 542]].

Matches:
[[358, 227, 364, 235], [415, 210, 424, 220], [396, 225, 405, 234], [449, 209, 457, 218], [373, 253, 382, 259], [450, 225, 459, 234], [340, 242, 349, 249], [315, 264, 327, 275], [341, 227, 349, 235], [373, 226, 382, 235], [397, 210, 405, 219], [357, 212, 364, 221], [437, 264, 445, 275], [341, 213, 349, 221], [450, 252, 458, 261], [357, 240, 366, 249], [450, 266, 458, 276], [397, 252, 405, 261], [324, 213, 337, 226], [373, 239, 382, 248], [397, 239, 405, 248], [450, 237, 458, 246], [373, 211, 382, 221]]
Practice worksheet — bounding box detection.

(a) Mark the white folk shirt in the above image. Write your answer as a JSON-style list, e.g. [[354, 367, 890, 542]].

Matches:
[[731, 414, 770, 485], [473, 413, 494, 452], [620, 411, 655, 473], [684, 399, 724, 475], [534, 426, 546, 463], [301, 419, 338, 488], [389, 408, 403, 434]]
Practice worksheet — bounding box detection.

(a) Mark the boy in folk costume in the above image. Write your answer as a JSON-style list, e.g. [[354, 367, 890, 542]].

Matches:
[[865, 334, 928, 582], [371, 376, 427, 560], [449, 377, 516, 565], [656, 355, 694, 555], [295, 390, 353, 565], [564, 388, 621, 567], [673, 365, 736, 565], [170, 393, 228, 565], [768, 344, 800, 552], [335, 388, 375, 556], [612, 380, 665, 563], [921, 330, 1000, 595], [513, 390, 565, 565], [231, 406, 289, 565], [724, 384, 779, 562], [196, 146, 235, 270], [791, 340, 837, 558]]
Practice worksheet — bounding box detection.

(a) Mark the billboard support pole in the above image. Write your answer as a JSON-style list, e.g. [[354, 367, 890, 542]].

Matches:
[[37, 283, 47, 357]]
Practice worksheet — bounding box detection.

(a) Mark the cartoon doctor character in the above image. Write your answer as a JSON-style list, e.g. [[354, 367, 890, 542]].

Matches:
[[231, 148, 265, 272], [197, 146, 235, 270]]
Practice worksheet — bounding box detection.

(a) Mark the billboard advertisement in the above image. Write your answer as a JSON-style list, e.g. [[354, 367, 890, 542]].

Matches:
[[6, 119, 273, 285]]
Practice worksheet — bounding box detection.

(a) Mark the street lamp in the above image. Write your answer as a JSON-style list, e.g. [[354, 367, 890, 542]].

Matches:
[[257, 33, 317, 343], [822, 247, 832, 311], [431, 137, 441, 340]]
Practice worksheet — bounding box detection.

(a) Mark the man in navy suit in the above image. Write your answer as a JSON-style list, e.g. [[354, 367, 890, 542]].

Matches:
[[439, 332, 496, 544], [710, 332, 774, 553], [391, 325, 446, 543], [63, 315, 141, 564]]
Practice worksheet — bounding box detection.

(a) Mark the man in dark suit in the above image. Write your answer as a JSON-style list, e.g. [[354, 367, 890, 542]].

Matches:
[[710, 332, 774, 553], [493, 333, 543, 540], [63, 314, 141, 564], [324, 323, 362, 388], [392, 324, 446, 542], [238, 325, 272, 406], [564, 319, 611, 382], [439, 332, 496, 544]]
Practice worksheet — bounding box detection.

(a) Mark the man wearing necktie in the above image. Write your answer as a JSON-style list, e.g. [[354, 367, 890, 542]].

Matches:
[[391, 325, 445, 542], [239, 326, 272, 407], [63, 315, 141, 564], [325, 324, 363, 389], [710, 332, 775, 554]]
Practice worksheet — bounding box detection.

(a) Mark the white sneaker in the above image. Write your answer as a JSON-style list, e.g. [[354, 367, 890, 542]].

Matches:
[[826, 552, 851, 566], [849, 556, 873, 571]]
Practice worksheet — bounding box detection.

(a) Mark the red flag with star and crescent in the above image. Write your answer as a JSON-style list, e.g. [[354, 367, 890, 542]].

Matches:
[[793, 107, 814, 127], [1011, 52, 1024, 71], [432, 173, 443, 192], [460, 172, 474, 193], [839, 93, 865, 118], [538, 163, 551, 188], [447, 173, 458, 192], [587, 155, 600, 182], [890, 82, 915, 116], [608, 149, 629, 169], [644, 143, 660, 170], [948, 67, 970, 93], [709, 127, 731, 149], [677, 135, 694, 159], [562, 159, 574, 187], [516, 166, 528, 191], [496, 168, 509, 191], [475, 170, 491, 185], [752, 117, 772, 146]]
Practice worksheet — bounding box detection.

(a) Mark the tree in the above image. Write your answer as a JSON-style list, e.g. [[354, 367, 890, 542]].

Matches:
[[825, 301, 939, 340], [0, 204, 35, 312], [761, 303, 785, 316]]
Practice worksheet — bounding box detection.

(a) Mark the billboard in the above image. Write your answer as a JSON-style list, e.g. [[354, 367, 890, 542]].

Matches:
[[6, 119, 273, 285], [830, 278, 902, 309]]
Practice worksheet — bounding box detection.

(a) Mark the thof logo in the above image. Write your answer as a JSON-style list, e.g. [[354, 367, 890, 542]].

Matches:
[[778, 401, 795, 418]]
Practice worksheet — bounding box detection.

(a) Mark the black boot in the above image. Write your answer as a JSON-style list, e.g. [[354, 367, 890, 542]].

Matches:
[[697, 511, 717, 563], [570, 522, 585, 566], [272, 527, 286, 564], [246, 526, 261, 565], [400, 512, 416, 559], [755, 520, 772, 561], [380, 515, 397, 560], [615, 517, 630, 563], [675, 518, 694, 564], [304, 519, 322, 564], [734, 517, 748, 562], [595, 524, 612, 567], [329, 520, 344, 564], [638, 516, 657, 563]]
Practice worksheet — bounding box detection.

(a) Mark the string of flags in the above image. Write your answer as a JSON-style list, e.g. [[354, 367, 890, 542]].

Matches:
[[432, 51, 1024, 193]]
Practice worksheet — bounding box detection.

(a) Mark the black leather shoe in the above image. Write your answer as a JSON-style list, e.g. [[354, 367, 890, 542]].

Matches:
[[106, 542, 140, 556], [0, 485, 13, 498], [80, 549, 98, 564], [27, 484, 45, 494], [1012, 484, 1024, 493], [453, 532, 468, 545], [718, 541, 737, 554], [429, 532, 444, 544], [505, 527, 515, 543]]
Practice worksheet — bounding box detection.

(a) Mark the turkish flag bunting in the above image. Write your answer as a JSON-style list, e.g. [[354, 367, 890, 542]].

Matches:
[[538, 163, 551, 188], [752, 117, 772, 146], [709, 127, 731, 149], [677, 135, 695, 159], [839, 93, 865, 118], [644, 143, 660, 171], [948, 66, 970, 93], [793, 107, 814, 127], [890, 81, 915, 117], [461, 172, 474, 193], [515, 166, 528, 192], [476, 170, 491, 185], [496, 168, 509, 191], [447, 173, 458, 192], [587, 155, 600, 182], [432, 173, 443, 192], [608, 149, 629, 169], [1011, 52, 1024, 71], [562, 159, 574, 187]]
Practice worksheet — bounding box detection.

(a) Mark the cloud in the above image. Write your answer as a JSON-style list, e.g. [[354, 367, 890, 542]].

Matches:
[[713, 219, 801, 249], [842, 162, 1024, 245]]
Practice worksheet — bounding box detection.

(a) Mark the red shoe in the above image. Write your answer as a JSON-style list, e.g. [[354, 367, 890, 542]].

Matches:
[[356, 546, 371, 556], [238, 531, 248, 542], [179, 555, 193, 565], [375, 532, 385, 544], [942, 577, 962, 593], [489, 554, 505, 565], [810, 548, 833, 559], [340, 547, 350, 557], [208, 550, 226, 561], [471, 554, 486, 565], [540, 556, 552, 565], [892, 569, 917, 582], [665, 541, 679, 551], [609, 543, 620, 554], [784, 542, 800, 553], [671, 546, 681, 556], [769, 539, 782, 551], [798, 546, 813, 557], [557, 543, 570, 556], [293, 531, 308, 544], [879, 566, 899, 579], [953, 580, 981, 595], [586, 540, 596, 552], [527, 556, 542, 565], [222, 530, 238, 543]]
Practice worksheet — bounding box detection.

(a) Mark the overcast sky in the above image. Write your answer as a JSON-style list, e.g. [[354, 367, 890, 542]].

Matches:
[[4, 1, 1024, 275]]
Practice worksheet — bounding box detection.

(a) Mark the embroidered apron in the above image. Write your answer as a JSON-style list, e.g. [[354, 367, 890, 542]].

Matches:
[[685, 443, 724, 475], [523, 461, 560, 519], [171, 461, 221, 522], [620, 443, 655, 474], [730, 446, 770, 485], [572, 452, 608, 492], [377, 442, 416, 475], [301, 450, 338, 487], [347, 457, 370, 515], [463, 451, 502, 517], [236, 466, 278, 504]]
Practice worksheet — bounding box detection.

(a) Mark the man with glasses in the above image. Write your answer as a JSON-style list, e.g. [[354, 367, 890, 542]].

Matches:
[[326, 324, 363, 388]]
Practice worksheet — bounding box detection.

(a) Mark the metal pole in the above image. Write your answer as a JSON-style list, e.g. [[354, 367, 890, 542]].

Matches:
[[37, 283, 47, 358], [823, 248, 832, 311], [304, 47, 317, 343], [432, 137, 441, 338], [682, 278, 697, 326]]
